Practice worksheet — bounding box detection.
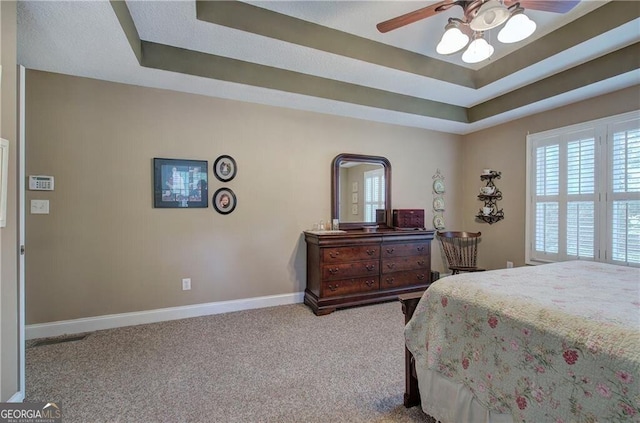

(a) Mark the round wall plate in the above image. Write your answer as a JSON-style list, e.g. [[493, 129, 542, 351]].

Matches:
[[433, 214, 445, 230], [433, 196, 445, 211], [433, 178, 445, 194]]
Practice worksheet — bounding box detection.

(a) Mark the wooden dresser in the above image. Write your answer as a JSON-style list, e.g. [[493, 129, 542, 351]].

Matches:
[[304, 230, 435, 315]]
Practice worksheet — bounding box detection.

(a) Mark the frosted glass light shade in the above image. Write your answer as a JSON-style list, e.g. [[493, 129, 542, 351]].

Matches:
[[461, 38, 494, 63], [498, 13, 536, 43], [470, 0, 510, 31], [436, 27, 469, 55]]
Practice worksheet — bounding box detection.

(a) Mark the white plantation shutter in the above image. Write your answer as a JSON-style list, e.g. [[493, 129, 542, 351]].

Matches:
[[527, 111, 640, 266], [534, 144, 560, 258], [536, 144, 560, 196], [566, 135, 596, 259], [535, 202, 558, 254], [609, 121, 640, 264], [567, 201, 594, 258]]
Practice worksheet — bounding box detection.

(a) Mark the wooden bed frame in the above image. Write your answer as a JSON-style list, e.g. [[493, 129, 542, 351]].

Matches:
[[399, 290, 424, 408], [400, 289, 442, 423]]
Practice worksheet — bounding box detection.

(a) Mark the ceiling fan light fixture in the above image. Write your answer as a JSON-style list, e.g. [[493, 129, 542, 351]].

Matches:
[[436, 20, 470, 55], [498, 10, 537, 43], [469, 0, 510, 31], [461, 36, 495, 64]]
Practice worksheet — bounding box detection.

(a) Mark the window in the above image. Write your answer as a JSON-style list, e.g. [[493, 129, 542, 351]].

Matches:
[[526, 111, 640, 266], [364, 168, 385, 222]]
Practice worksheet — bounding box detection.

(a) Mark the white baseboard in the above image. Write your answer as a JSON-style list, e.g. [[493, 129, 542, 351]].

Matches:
[[26, 292, 305, 340], [8, 390, 24, 402]]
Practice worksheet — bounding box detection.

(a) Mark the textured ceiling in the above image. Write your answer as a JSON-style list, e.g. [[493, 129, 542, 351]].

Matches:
[[17, 1, 640, 134]]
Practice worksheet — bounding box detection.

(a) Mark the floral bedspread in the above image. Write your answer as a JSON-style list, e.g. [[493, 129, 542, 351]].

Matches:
[[405, 261, 640, 422]]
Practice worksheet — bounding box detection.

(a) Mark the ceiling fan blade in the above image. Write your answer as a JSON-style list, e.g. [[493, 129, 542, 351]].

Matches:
[[505, 0, 581, 14], [376, 1, 454, 33]]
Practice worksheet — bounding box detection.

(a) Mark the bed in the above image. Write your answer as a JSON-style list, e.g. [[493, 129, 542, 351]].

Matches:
[[402, 260, 640, 423]]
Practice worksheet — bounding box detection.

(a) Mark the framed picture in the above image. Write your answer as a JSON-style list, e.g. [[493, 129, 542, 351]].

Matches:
[[0, 139, 8, 227], [351, 204, 358, 215], [153, 158, 208, 208], [213, 188, 237, 214], [352, 192, 358, 203], [352, 181, 358, 193], [213, 155, 237, 182]]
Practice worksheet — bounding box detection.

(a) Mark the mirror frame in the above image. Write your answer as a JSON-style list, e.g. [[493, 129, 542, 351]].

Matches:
[[331, 153, 391, 230]]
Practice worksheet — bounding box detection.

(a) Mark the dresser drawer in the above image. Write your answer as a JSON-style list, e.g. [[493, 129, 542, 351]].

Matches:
[[381, 256, 429, 274], [322, 276, 380, 297], [322, 260, 379, 281], [382, 242, 429, 258], [381, 270, 429, 289], [322, 245, 380, 263]]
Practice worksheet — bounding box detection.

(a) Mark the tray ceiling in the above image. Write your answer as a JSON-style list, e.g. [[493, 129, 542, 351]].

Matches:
[[17, 1, 640, 134]]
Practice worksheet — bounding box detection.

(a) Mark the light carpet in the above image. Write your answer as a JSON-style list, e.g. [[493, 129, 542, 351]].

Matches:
[[26, 301, 430, 422]]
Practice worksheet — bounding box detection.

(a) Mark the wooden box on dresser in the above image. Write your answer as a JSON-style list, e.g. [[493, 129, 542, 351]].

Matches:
[[304, 230, 435, 316]]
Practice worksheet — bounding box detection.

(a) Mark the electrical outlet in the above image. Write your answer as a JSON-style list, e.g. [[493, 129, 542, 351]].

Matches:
[[506, 261, 514, 268], [182, 278, 191, 291]]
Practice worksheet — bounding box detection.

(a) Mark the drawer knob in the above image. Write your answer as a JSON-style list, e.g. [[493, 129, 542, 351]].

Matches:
[[417, 260, 426, 266], [365, 264, 375, 271], [385, 277, 395, 285], [365, 280, 374, 287], [328, 284, 339, 291], [386, 248, 395, 254], [417, 246, 425, 252], [386, 263, 396, 269], [328, 267, 340, 275], [416, 274, 425, 280], [367, 249, 376, 255], [329, 251, 340, 258]]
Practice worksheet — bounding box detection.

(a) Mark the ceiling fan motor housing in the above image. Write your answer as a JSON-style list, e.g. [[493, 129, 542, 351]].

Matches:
[[467, 0, 511, 31]]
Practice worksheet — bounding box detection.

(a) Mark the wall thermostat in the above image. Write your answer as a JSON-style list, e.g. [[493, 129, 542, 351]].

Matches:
[[29, 175, 54, 191]]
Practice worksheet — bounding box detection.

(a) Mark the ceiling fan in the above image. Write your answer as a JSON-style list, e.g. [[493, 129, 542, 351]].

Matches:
[[376, 0, 582, 63]]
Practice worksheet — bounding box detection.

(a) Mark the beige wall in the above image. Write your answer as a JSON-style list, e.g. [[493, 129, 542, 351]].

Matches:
[[25, 70, 463, 324], [461, 85, 640, 270], [1, 0, 19, 401]]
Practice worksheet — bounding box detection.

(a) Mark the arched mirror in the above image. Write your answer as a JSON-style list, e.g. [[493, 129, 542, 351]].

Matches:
[[332, 153, 391, 230]]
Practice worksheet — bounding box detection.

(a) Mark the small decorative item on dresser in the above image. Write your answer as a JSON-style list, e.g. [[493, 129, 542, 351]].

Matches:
[[393, 209, 425, 229]]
